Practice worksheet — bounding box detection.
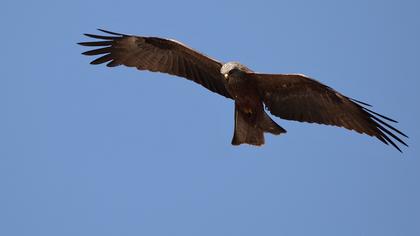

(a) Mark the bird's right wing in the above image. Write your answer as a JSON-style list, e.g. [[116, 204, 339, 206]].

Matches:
[[79, 29, 232, 99]]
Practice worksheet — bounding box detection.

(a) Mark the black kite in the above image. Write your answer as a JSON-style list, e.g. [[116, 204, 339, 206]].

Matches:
[[79, 29, 408, 152]]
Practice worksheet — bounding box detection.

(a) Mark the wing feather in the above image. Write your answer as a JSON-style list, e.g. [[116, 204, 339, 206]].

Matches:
[[82, 47, 112, 56], [79, 30, 231, 98], [90, 54, 113, 65], [251, 73, 407, 151], [177, 56, 186, 76], [79, 41, 113, 47]]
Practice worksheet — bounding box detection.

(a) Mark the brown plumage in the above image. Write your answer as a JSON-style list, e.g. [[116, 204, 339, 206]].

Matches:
[[79, 29, 408, 152], [79, 29, 231, 99]]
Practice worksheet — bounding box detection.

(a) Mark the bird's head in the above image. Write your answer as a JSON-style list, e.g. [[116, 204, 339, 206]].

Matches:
[[220, 62, 252, 80]]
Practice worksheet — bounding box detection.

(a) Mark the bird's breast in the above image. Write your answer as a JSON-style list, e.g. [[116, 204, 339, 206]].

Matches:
[[227, 76, 261, 110]]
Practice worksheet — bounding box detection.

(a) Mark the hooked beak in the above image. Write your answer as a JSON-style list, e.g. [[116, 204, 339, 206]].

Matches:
[[224, 73, 229, 80]]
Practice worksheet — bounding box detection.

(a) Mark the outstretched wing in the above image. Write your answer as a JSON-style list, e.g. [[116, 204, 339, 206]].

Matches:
[[79, 29, 232, 99], [251, 73, 408, 151]]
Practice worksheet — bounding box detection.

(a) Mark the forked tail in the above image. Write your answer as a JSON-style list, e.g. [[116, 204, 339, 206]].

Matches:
[[232, 104, 286, 146]]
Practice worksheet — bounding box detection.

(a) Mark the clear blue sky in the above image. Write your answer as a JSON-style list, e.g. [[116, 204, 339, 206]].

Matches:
[[1, 0, 419, 235]]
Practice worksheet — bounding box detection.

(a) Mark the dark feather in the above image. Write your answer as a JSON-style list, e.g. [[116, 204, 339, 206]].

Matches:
[[90, 54, 113, 64], [79, 29, 232, 99], [78, 41, 113, 47], [349, 97, 372, 107], [97, 29, 127, 36], [106, 60, 121, 67], [251, 73, 407, 152], [361, 106, 398, 123], [84, 34, 117, 40], [82, 47, 112, 56]]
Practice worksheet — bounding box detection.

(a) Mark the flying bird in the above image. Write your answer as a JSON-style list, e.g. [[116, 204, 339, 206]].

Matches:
[[79, 29, 408, 151]]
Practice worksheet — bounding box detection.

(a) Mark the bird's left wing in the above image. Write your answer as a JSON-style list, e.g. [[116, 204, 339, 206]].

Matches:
[[251, 73, 408, 151], [79, 29, 232, 99]]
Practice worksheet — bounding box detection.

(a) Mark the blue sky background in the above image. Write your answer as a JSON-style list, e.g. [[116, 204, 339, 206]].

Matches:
[[1, 0, 419, 235]]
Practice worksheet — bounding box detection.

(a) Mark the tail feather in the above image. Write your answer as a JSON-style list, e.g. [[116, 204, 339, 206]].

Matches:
[[259, 111, 287, 135], [232, 104, 286, 146], [232, 108, 264, 146]]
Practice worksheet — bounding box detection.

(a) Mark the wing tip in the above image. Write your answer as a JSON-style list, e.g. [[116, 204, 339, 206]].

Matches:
[[349, 97, 372, 107], [97, 28, 127, 36], [370, 113, 408, 153], [349, 97, 408, 152]]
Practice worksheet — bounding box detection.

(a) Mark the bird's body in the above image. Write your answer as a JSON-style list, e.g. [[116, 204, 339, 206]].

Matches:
[[222, 62, 286, 145], [79, 29, 408, 152], [224, 63, 260, 118]]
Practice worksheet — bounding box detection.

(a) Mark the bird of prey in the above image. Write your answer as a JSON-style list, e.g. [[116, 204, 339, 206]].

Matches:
[[79, 29, 408, 151]]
